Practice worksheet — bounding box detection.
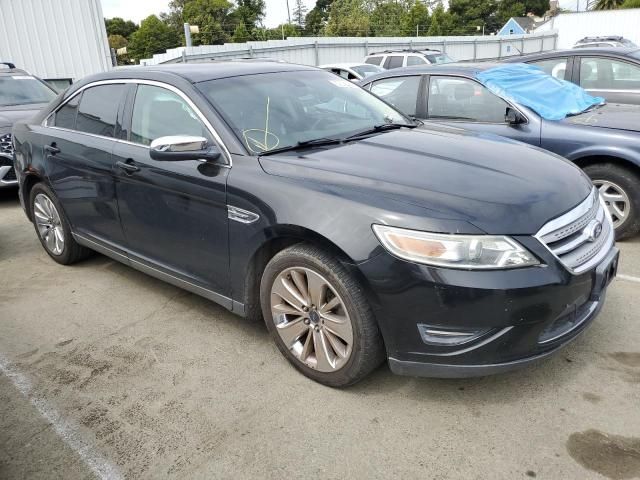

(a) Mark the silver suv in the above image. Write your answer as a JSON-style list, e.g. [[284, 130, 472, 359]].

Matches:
[[364, 49, 455, 70], [0, 62, 57, 188], [574, 36, 638, 49]]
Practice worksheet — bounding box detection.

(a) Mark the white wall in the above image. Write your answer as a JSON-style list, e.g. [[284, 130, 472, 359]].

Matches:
[[536, 9, 640, 49], [0, 0, 112, 81], [141, 32, 558, 66]]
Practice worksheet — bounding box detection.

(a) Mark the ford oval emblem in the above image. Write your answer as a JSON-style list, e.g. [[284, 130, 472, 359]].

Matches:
[[585, 220, 603, 242]]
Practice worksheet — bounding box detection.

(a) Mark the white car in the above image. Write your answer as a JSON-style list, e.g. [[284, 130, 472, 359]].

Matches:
[[364, 49, 455, 70], [320, 63, 385, 81]]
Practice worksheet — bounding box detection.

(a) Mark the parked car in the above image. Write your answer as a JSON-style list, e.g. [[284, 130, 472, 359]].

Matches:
[[502, 47, 640, 105], [13, 62, 617, 386], [365, 49, 455, 69], [360, 62, 640, 239], [574, 36, 637, 49], [0, 62, 57, 188], [320, 63, 384, 81]]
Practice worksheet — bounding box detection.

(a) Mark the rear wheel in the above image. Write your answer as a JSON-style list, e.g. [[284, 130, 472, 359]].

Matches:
[[260, 243, 385, 387], [584, 163, 640, 240], [29, 183, 92, 264]]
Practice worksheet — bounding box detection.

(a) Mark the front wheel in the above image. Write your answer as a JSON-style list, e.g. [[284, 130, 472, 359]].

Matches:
[[584, 163, 640, 240], [260, 243, 385, 387]]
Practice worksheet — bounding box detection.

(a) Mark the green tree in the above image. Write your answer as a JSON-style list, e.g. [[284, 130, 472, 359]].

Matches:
[[105, 17, 138, 38], [108, 34, 128, 50], [449, 0, 500, 35], [183, 0, 234, 45], [621, 0, 640, 6], [232, 22, 251, 42], [369, 0, 408, 36], [589, 0, 623, 8], [293, 0, 309, 27], [127, 15, 181, 61], [496, 0, 525, 25], [326, 0, 370, 36], [305, 0, 335, 35], [427, 3, 455, 35], [402, 0, 430, 36]]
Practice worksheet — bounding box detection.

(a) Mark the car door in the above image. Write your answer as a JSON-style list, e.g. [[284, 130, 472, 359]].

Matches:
[[423, 75, 541, 146], [112, 82, 231, 298], [575, 56, 640, 105], [43, 83, 128, 249]]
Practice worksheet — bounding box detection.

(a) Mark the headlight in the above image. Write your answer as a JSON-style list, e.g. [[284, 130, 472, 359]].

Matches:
[[372, 225, 539, 269]]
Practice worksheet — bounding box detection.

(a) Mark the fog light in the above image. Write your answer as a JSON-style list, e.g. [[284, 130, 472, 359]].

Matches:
[[417, 324, 490, 346]]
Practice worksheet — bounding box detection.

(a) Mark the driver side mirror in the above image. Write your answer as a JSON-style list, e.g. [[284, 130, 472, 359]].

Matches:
[[505, 107, 526, 126], [149, 135, 221, 162]]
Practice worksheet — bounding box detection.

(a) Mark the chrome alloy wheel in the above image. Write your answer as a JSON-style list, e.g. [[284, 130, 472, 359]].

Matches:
[[593, 179, 631, 229], [33, 193, 65, 256], [270, 267, 354, 372]]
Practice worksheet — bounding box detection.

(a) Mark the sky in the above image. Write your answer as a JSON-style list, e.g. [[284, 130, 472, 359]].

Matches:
[[100, 0, 316, 28]]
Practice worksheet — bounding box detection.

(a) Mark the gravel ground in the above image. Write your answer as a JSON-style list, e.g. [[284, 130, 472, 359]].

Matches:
[[1, 188, 639, 480]]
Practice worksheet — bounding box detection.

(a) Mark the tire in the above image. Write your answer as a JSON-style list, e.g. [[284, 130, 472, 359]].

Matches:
[[260, 243, 385, 387], [584, 163, 640, 240], [29, 183, 92, 265]]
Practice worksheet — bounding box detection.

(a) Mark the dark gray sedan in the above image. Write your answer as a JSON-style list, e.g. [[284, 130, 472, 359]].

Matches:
[[502, 47, 640, 105], [359, 63, 640, 239]]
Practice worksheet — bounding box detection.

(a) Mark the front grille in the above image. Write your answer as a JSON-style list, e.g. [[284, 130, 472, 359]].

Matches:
[[536, 188, 614, 274], [0, 133, 13, 156]]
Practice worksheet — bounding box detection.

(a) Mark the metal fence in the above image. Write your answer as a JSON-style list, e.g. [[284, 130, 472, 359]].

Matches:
[[140, 31, 558, 66]]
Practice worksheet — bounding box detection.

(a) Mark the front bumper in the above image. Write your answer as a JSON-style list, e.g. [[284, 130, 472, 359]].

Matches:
[[357, 237, 618, 378]]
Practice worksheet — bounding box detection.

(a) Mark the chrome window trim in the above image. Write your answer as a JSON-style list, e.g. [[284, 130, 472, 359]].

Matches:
[[42, 78, 232, 167]]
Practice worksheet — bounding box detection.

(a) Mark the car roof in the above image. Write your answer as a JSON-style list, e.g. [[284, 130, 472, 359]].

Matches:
[[502, 47, 640, 62], [367, 49, 442, 56], [319, 63, 368, 69], [0, 65, 30, 76], [359, 62, 501, 83], [89, 61, 318, 84]]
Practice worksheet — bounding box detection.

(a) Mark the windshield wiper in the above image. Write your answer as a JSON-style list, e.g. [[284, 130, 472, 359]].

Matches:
[[258, 137, 343, 156], [344, 122, 416, 140]]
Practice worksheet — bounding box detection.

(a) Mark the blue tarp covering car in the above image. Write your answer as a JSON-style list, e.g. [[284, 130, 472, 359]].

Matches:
[[476, 64, 605, 121]]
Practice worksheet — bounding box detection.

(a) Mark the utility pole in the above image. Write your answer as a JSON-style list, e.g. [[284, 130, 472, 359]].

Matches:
[[184, 23, 192, 47], [286, 0, 291, 24], [416, 24, 419, 37]]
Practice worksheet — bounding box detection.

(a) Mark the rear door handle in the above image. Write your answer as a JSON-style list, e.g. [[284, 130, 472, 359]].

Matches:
[[116, 160, 140, 174], [44, 144, 60, 155]]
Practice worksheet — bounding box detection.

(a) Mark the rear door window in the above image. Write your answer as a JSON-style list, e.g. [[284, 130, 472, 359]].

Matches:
[[365, 56, 383, 66], [407, 56, 427, 66], [384, 56, 404, 69], [76, 84, 126, 138], [579, 57, 640, 91]]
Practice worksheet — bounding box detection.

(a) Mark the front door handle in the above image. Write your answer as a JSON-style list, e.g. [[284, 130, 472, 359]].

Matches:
[[44, 144, 60, 155], [116, 160, 140, 174]]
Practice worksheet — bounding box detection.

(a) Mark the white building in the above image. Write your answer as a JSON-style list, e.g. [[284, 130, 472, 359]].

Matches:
[[536, 9, 640, 49], [0, 0, 112, 90]]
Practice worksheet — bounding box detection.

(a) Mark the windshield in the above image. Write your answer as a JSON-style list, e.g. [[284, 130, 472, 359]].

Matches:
[[0, 75, 56, 107], [476, 63, 604, 121], [197, 70, 411, 154], [426, 53, 455, 64], [351, 64, 384, 78]]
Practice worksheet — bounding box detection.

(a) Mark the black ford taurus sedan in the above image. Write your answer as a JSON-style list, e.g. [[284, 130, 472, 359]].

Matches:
[[12, 62, 618, 386]]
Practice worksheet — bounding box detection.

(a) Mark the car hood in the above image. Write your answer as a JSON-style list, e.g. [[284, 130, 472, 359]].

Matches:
[[563, 103, 640, 132], [259, 127, 592, 235], [0, 103, 48, 128]]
